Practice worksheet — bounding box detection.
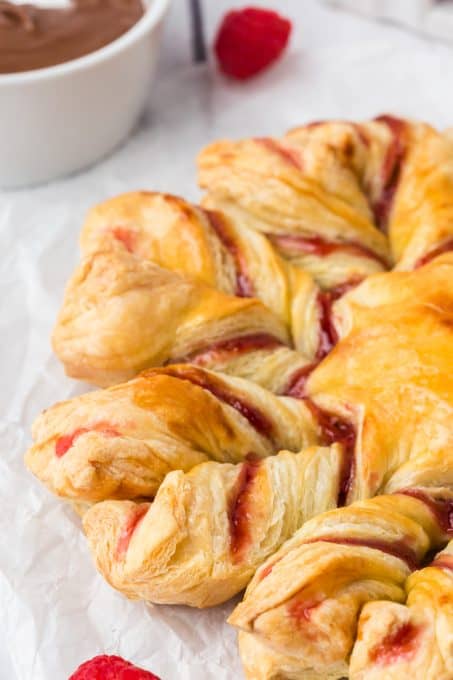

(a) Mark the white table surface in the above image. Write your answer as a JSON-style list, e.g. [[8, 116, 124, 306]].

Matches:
[[2, 1, 453, 678]]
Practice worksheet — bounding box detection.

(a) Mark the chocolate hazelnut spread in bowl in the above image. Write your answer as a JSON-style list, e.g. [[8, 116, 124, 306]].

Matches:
[[0, 0, 170, 187], [0, 0, 145, 74]]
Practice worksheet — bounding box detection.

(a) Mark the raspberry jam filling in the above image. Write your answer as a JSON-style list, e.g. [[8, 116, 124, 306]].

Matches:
[[369, 621, 421, 665], [256, 137, 304, 170], [160, 366, 274, 439], [110, 226, 137, 253], [373, 115, 407, 231], [186, 333, 284, 367], [228, 457, 261, 561], [269, 234, 386, 268], [316, 291, 340, 360], [204, 210, 254, 296], [55, 422, 120, 457], [432, 555, 453, 572], [284, 363, 317, 399], [304, 536, 419, 571], [398, 489, 453, 535], [317, 278, 365, 359], [414, 237, 453, 268], [288, 597, 321, 624], [285, 280, 361, 394], [116, 505, 149, 560], [259, 561, 276, 580], [304, 400, 356, 507]]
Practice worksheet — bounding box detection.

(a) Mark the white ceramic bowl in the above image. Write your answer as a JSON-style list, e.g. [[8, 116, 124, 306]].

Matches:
[[0, 0, 170, 188]]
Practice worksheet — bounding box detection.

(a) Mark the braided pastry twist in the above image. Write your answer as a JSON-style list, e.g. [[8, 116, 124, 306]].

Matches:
[[82, 445, 342, 607], [198, 116, 453, 276], [229, 492, 453, 679], [79, 192, 315, 354], [350, 541, 453, 679], [53, 191, 335, 389], [25, 365, 317, 502], [52, 243, 315, 391]]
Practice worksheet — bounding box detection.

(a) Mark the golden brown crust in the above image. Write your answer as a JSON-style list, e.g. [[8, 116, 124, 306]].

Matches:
[[305, 255, 453, 503], [52, 245, 314, 390], [25, 365, 318, 502], [26, 116, 453, 674], [229, 494, 452, 679], [82, 446, 342, 607], [199, 117, 453, 277], [350, 542, 453, 679]]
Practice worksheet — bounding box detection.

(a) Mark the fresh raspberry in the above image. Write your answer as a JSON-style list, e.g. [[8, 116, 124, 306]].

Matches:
[[68, 654, 161, 680], [214, 7, 292, 80]]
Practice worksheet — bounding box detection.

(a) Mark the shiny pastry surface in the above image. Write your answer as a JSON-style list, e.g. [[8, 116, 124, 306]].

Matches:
[[26, 116, 453, 676], [350, 541, 453, 679], [83, 446, 342, 607], [26, 365, 317, 502], [199, 116, 453, 276], [230, 493, 453, 679]]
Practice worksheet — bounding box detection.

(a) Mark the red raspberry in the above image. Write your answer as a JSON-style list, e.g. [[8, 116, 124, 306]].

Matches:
[[68, 654, 161, 680], [214, 7, 292, 80]]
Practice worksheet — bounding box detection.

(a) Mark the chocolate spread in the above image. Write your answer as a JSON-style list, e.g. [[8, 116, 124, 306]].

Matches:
[[0, 0, 144, 74]]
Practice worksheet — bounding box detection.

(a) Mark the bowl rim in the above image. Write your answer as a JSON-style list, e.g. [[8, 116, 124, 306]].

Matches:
[[0, 0, 170, 85]]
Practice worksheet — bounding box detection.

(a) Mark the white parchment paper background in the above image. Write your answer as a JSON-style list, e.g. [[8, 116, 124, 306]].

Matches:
[[2, 1, 453, 678]]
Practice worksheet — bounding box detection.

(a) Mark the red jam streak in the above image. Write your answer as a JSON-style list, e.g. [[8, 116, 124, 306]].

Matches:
[[284, 363, 317, 399], [432, 555, 453, 572], [110, 226, 136, 253], [370, 621, 421, 665], [415, 238, 453, 268], [305, 400, 356, 507], [305, 536, 419, 571], [316, 290, 340, 359], [186, 333, 284, 367], [317, 279, 364, 359], [116, 505, 149, 560], [285, 280, 362, 395], [55, 422, 120, 457], [259, 562, 275, 580], [372, 115, 407, 232], [288, 597, 321, 624], [398, 489, 453, 535], [256, 137, 304, 170], [161, 366, 274, 439], [205, 210, 254, 297], [269, 234, 386, 268], [281, 382, 356, 505], [229, 457, 261, 561]]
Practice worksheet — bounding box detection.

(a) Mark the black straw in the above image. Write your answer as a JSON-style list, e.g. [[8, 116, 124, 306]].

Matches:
[[189, 0, 207, 62]]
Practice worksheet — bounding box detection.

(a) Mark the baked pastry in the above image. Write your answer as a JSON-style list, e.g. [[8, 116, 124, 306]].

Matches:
[[198, 116, 453, 279], [226, 252, 453, 676], [79, 192, 318, 357], [349, 541, 453, 679], [53, 120, 453, 390], [299, 252, 453, 503], [25, 365, 318, 502], [53, 188, 359, 388], [52, 245, 313, 390], [229, 492, 453, 679], [26, 116, 453, 675], [82, 445, 342, 607], [28, 252, 453, 572]]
